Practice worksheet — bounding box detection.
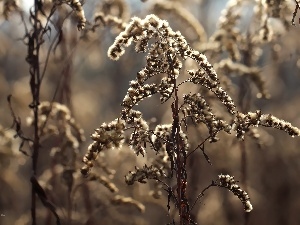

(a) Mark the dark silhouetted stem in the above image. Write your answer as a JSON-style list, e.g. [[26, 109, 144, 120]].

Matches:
[[30, 1, 42, 224]]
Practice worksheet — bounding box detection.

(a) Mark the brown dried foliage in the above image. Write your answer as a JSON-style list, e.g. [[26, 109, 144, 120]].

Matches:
[[1, 1, 300, 225]]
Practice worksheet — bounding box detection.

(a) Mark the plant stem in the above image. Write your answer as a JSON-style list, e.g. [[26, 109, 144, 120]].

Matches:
[[171, 63, 189, 224], [30, 1, 42, 224]]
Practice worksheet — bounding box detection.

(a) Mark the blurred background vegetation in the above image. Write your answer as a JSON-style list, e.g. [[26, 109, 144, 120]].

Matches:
[[1, 0, 300, 224]]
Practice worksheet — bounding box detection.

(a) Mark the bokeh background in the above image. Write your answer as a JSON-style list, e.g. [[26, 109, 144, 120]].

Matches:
[[1, 0, 300, 224]]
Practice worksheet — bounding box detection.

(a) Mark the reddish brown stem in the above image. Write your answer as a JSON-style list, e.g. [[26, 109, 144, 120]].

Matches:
[[171, 62, 190, 225], [30, 1, 42, 224]]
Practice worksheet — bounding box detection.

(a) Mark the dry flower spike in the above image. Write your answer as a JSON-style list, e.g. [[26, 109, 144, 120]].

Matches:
[[80, 12, 300, 224]]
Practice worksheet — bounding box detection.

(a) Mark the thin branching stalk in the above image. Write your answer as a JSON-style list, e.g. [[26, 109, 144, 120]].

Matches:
[[28, 1, 42, 224], [80, 13, 300, 224], [168, 53, 190, 224]]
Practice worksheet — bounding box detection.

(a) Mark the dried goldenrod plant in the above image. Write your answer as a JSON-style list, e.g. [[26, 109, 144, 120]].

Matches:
[[4, 0, 87, 224], [2, 0, 300, 224], [81, 14, 300, 224]]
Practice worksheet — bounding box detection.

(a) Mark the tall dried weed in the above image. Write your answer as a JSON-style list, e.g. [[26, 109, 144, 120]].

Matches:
[[1, 0, 300, 225]]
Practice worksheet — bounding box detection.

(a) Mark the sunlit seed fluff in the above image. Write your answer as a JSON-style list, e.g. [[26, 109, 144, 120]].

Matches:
[[152, 124, 172, 143], [218, 174, 253, 212], [146, 14, 160, 27], [245, 201, 253, 212], [69, 0, 86, 30]]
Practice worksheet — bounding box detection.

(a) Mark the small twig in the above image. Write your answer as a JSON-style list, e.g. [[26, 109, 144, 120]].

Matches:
[[187, 136, 211, 158], [31, 176, 61, 225], [190, 181, 216, 211], [7, 95, 33, 156], [292, 0, 300, 25]]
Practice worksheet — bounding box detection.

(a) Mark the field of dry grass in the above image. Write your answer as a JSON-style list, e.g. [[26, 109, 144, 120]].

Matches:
[[1, 0, 300, 224]]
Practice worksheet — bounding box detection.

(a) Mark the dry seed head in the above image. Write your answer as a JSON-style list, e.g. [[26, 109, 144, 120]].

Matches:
[[2, 0, 20, 19], [112, 195, 145, 213], [152, 149, 171, 178], [87, 173, 119, 193], [260, 114, 300, 137], [215, 58, 270, 99], [27, 101, 85, 148], [259, 16, 274, 42], [122, 81, 157, 111], [90, 118, 125, 148], [81, 118, 125, 175], [100, 0, 129, 20], [68, 0, 86, 30], [151, 124, 189, 152], [182, 93, 231, 142], [107, 14, 176, 60], [0, 125, 20, 157], [187, 51, 219, 83], [122, 110, 149, 156], [159, 77, 174, 103], [186, 69, 236, 115], [129, 129, 149, 157], [209, 0, 244, 61], [151, 124, 172, 152], [218, 0, 243, 30], [214, 87, 236, 115], [108, 14, 225, 112], [125, 164, 164, 185], [153, 1, 207, 43], [187, 69, 219, 88], [218, 174, 253, 212], [256, 0, 288, 42], [233, 111, 300, 139], [93, 12, 127, 31]]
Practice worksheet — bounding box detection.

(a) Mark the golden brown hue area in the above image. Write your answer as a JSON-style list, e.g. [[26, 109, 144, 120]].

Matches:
[[1, 0, 300, 225]]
